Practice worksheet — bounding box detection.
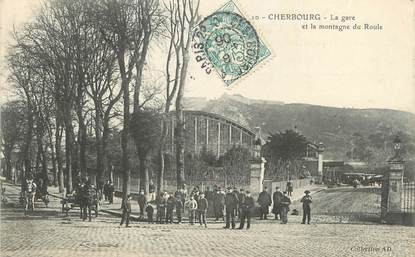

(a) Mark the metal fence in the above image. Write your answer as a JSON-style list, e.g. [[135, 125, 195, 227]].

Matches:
[[401, 181, 415, 213]]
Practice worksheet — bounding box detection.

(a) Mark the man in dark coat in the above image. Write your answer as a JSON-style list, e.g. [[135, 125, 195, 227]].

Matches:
[[197, 193, 208, 228], [223, 187, 238, 229], [81, 180, 94, 222], [137, 190, 147, 219], [103, 180, 110, 201], [237, 188, 245, 220], [165, 193, 175, 224], [280, 191, 291, 224], [257, 187, 272, 220], [300, 190, 312, 224], [107, 181, 114, 204], [286, 181, 293, 196], [120, 194, 132, 227], [214, 188, 225, 221], [238, 190, 254, 229], [272, 186, 284, 220], [156, 193, 166, 224], [204, 186, 214, 217], [146, 204, 154, 223], [175, 195, 183, 223]]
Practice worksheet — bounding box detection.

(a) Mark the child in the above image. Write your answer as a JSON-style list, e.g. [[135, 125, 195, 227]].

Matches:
[[146, 204, 154, 223], [186, 196, 197, 225]]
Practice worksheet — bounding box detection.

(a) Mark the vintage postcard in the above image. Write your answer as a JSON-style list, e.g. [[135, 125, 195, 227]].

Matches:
[[0, 0, 414, 256]]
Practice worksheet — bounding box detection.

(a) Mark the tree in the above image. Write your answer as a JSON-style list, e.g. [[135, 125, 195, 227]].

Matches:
[[129, 110, 161, 194], [165, 0, 200, 190], [0, 101, 26, 180], [263, 129, 308, 180], [219, 146, 251, 186]]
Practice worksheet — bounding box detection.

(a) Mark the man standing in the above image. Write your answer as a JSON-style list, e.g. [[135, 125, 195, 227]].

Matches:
[[272, 187, 283, 220], [204, 186, 214, 217], [186, 195, 198, 225], [120, 194, 132, 227], [108, 181, 114, 204], [81, 180, 94, 222], [280, 191, 291, 224], [197, 193, 208, 228], [149, 181, 156, 202], [257, 187, 272, 220], [300, 190, 312, 224], [175, 195, 183, 223], [238, 190, 254, 230], [137, 190, 147, 219], [214, 187, 225, 221], [223, 187, 238, 229], [286, 181, 293, 196], [166, 193, 175, 224], [237, 188, 245, 220], [156, 193, 166, 224], [103, 180, 110, 201]]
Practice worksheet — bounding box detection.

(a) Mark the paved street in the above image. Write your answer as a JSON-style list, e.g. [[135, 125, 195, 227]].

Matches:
[[1, 184, 414, 257]]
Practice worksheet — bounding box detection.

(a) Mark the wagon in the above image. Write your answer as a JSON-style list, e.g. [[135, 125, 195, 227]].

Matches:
[[61, 189, 100, 217]]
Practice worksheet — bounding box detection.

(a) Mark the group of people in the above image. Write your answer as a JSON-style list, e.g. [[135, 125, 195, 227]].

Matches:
[[120, 184, 314, 229], [119, 186, 255, 229]]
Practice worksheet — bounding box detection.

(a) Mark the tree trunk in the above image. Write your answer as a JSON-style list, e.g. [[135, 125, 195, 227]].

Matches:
[[175, 114, 185, 190], [138, 153, 147, 194], [55, 121, 64, 192], [50, 144, 58, 187], [39, 135, 49, 191], [36, 121, 49, 189], [175, 49, 191, 190], [121, 78, 130, 198], [95, 107, 104, 190], [157, 148, 164, 196], [64, 115, 74, 194], [4, 152, 12, 180], [22, 105, 34, 190], [157, 115, 169, 195], [77, 114, 87, 179]]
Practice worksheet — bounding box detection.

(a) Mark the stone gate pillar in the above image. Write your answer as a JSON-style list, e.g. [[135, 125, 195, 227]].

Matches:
[[250, 138, 266, 194], [250, 157, 266, 194], [316, 142, 325, 184], [382, 136, 405, 223]]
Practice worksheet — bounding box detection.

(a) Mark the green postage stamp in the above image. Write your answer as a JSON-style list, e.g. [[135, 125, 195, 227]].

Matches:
[[193, 1, 271, 86]]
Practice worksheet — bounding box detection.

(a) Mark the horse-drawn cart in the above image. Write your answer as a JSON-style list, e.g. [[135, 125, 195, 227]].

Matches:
[[61, 187, 100, 220]]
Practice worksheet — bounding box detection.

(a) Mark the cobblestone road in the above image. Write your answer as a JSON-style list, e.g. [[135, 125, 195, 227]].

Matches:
[[1, 184, 414, 257]]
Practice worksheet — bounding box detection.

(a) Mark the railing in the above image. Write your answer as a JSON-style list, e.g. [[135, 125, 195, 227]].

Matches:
[[401, 181, 415, 213]]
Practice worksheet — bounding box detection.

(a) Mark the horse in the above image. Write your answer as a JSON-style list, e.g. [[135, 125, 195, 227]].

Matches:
[[22, 179, 37, 215]]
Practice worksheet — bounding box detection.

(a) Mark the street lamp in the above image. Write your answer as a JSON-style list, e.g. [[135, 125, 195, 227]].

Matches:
[[317, 142, 325, 153], [390, 136, 403, 162]]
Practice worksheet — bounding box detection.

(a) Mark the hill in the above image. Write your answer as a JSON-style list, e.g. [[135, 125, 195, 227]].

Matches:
[[184, 94, 415, 160]]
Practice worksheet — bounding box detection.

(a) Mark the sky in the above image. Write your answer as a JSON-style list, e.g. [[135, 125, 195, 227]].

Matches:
[[1, 0, 414, 113]]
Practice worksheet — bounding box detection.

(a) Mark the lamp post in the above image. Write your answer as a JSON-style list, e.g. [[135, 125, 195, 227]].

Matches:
[[250, 137, 266, 194]]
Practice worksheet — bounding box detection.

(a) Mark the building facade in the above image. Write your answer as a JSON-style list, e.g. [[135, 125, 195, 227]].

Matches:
[[166, 110, 257, 158]]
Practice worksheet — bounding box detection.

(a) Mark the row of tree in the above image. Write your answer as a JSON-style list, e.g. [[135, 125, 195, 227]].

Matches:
[[1, 0, 200, 198]]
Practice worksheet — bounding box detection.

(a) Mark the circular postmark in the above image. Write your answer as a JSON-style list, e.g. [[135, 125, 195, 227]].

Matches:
[[193, 11, 260, 84]]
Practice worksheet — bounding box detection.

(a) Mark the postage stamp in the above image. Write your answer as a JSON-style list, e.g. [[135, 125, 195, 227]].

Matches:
[[193, 1, 271, 86]]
